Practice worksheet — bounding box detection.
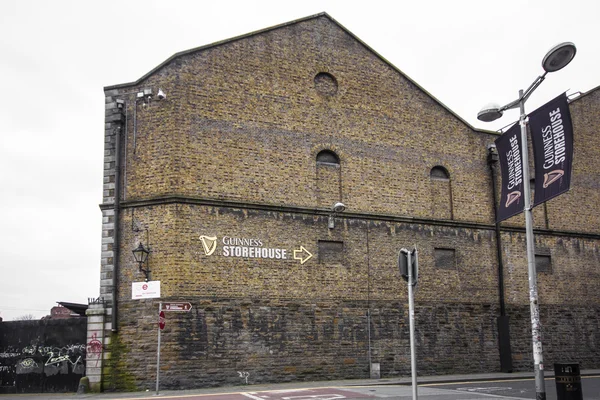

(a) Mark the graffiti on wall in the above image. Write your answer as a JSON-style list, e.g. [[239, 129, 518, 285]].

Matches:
[[0, 342, 86, 390], [86, 332, 103, 368], [0, 318, 88, 393], [237, 371, 250, 384]]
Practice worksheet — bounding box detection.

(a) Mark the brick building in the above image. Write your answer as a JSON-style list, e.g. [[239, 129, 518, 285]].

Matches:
[[90, 13, 600, 391]]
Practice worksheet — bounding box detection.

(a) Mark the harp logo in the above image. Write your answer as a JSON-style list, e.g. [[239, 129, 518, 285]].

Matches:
[[199, 236, 218, 256], [505, 191, 522, 208], [543, 169, 564, 188]]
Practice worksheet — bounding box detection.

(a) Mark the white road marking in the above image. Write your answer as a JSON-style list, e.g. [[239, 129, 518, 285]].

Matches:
[[242, 392, 267, 400]]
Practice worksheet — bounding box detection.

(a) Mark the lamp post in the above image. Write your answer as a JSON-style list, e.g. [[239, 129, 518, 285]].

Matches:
[[478, 42, 576, 400]]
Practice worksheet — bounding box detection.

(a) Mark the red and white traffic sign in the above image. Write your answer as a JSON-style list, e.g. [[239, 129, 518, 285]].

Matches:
[[162, 302, 193, 312], [158, 311, 166, 330]]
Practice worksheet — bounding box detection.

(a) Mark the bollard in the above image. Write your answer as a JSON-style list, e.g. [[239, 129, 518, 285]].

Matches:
[[77, 376, 90, 395], [554, 363, 583, 400]]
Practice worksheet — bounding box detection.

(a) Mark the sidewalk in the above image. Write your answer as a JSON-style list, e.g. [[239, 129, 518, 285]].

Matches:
[[75, 369, 600, 398], [4, 370, 600, 399]]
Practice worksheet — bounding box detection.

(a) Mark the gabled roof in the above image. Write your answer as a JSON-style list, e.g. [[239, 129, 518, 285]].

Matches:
[[105, 12, 495, 134]]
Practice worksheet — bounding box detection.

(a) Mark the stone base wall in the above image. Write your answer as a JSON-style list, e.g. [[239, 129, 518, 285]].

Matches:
[[120, 299, 474, 389], [108, 203, 600, 390], [508, 305, 600, 372], [114, 298, 600, 390]]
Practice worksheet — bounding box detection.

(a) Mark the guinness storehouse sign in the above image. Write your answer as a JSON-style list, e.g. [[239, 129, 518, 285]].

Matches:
[[199, 235, 313, 264]]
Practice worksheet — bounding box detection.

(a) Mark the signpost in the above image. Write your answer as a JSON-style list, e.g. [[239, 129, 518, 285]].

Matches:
[[156, 304, 163, 395], [156, 301, 192, 396], [399, 246, 419, 400]]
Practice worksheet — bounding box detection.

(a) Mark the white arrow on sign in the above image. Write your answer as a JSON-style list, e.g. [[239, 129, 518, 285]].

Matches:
[[293, 246, 313, 264]]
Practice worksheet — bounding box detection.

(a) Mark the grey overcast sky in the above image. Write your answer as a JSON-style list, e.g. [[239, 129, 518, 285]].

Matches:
[[0, 0, 598, 321]]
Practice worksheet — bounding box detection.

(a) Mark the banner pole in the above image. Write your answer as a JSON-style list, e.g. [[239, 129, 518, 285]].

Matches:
[[156, 301, 162, 396], [519, 90, 546, 400]]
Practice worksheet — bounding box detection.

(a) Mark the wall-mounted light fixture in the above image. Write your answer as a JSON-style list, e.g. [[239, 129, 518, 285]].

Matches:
[[133, 87, 168, 105], [132, 242, 151, 281], [328, 202, 346, 229]]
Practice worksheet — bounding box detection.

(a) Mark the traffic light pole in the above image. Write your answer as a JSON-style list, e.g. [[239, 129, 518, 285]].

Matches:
[[407, 250, 418, 400], [400, 247, 418, 400]]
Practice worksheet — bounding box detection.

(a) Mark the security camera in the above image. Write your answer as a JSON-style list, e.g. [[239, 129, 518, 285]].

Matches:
[[157, 89, 166, 100], [332, 202, 346, 213]]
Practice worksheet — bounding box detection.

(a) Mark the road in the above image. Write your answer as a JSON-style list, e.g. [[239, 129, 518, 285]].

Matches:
[[1, 376, 598, 400], [432, 375, 599, 400]]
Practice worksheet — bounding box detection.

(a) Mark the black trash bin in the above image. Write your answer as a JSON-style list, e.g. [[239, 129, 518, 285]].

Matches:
[[554, 363, 583, 400]]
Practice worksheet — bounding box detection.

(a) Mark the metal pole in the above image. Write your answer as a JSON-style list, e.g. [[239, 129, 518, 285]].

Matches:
[[519, 90, 546, 400], [407, 251, 418, 400], [367, 310, 372, 373], [156, 302, 162, 396]]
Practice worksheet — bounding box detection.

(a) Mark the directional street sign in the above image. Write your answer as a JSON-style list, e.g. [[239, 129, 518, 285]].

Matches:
[[162, 302, 193, 312]]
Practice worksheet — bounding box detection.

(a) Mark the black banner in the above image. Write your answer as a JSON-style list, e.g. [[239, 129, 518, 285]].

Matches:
[[529, 93, 574, 206], [495, 123, 525, 222]]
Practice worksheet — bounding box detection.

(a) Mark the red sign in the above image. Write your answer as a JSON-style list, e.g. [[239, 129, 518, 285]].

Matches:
[[159, 311, 166, 330], [162, 302, 193, 312]]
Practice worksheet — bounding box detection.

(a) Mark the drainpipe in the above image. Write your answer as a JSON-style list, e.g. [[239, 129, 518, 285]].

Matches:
[[366, 222, 373, 377], [111, 108, 124, 333], [487, 144, 512, 372]]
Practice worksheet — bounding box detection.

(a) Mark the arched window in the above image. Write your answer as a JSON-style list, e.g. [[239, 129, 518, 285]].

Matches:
[[316, 150, 340, 165], [430, 166, 453, 219], [430, 166, 450, 180], [316, 150, 341, 207]]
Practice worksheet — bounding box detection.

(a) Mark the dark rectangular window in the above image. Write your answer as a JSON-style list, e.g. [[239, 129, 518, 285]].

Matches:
[[435, 248, 456, 269], [318, 240, 344, 264], [535, 254, 552, 274]]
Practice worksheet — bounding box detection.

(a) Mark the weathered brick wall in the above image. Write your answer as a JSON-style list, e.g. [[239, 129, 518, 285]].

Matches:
[[116, 298, 506, 389], [100, 14, 600, 390], [114, 296, 600, 389], [118, 205, 504, 304], [111, 16, 497, 225], [500, 232, 600, 306], [111, 204, 600, 388], [508, 305, 600, 372]]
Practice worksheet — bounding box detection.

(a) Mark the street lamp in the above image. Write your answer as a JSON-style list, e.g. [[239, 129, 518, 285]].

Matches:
[[132, 242, 151, 281], [477, 42, 576, 400], [478, 42, 576, 122]]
